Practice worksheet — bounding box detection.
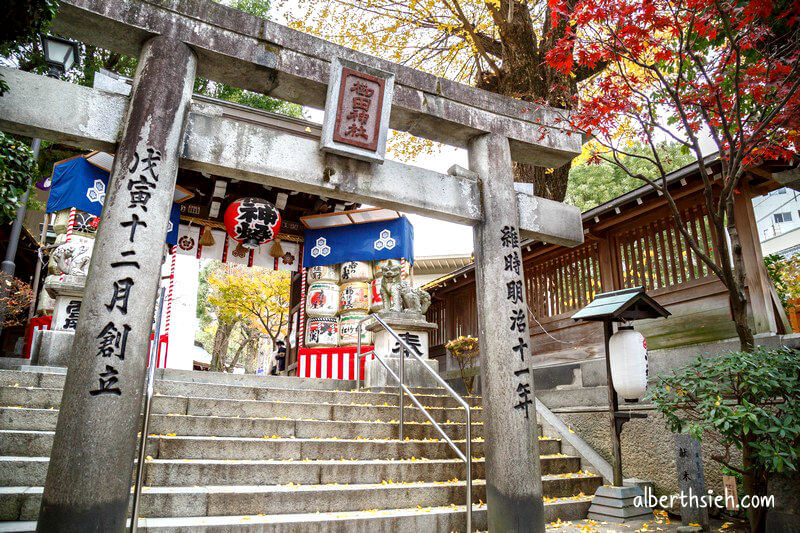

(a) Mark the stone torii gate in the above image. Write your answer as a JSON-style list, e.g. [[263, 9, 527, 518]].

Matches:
[[0, 0, 583, 530]]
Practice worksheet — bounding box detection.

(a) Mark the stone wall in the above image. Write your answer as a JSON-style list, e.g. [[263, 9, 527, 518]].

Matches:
[[554, 407, 741, 497], [441, 334, 800, 500]]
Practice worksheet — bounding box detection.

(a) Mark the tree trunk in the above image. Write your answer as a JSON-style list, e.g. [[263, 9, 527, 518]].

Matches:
[[225, 329, 255, 373], [513, 161, 571, 201], [729, 289, 756, 352], [244, 335, 260, 374], [474, 0, 577, 202], [727, 209, 757, 352], [741, 443, 768, 533], [210, 321, 234, 372]]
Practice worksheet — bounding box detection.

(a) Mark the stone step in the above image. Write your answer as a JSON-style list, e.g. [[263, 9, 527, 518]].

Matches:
[[0, 499, 595, 531], [0, 407, 490, 441], [0, 369, 481, 405], [0, 477, 598, 521], [151, 435, 567, 461], [0, 455, 584, 487], [0, 388, 481, 424], [150, 396, 481, 424], [0, 381, 483, 411], [152, 435, 489, 461], [0, 371, 64, 390], [0, 431, 53, 457], [0, 408, 57, 432], [0, 430, 562, 463], [154, 381, 484, 408]]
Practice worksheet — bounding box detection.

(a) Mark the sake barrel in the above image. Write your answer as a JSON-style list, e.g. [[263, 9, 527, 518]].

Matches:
[[340, 260, 373, 282], [306, 281, 340, 317], [338, 312, 373, 346], [307, 264, 339, 283], [370, 278, 384, 312], [306, 317, 339, 347], [339, 282, 370, 313]]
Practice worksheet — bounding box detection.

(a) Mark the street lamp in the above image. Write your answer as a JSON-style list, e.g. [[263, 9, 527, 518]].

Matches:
[[40, 35, 81, 78]]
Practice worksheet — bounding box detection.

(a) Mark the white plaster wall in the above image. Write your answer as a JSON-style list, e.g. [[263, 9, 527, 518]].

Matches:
[[753, 188, 800, 242], [159, 254, 199, 370]]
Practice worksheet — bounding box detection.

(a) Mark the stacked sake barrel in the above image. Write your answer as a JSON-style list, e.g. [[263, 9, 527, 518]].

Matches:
[[305, 259, 411, 348], [337, 261, 373, 346], [305, 265, 340, 347]]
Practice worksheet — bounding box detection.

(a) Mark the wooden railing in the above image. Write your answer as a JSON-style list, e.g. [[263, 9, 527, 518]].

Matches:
[[427, 183, 783, 358]]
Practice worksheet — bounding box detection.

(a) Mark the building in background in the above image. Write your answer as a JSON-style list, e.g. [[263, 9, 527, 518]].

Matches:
[[753, 187, 800, 257], [412, 254, 472, 288]]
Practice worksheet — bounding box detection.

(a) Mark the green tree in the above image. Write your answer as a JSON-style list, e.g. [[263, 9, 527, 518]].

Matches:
[[0, 0, 59, 95], [649, 348, 800, 532], [566, 141, 696, 212]]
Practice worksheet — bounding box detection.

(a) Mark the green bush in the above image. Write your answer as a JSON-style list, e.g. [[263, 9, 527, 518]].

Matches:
[[0, 133, 38, 224], [648, 347, 800, 531]]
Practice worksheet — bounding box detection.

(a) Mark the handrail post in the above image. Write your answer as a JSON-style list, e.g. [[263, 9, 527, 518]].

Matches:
[[360, 313, 471, 531], [399, 339, 404, 441], [356, 324, 362, 392], [130, 287, 166, 533], [465, 408, 472, 533]]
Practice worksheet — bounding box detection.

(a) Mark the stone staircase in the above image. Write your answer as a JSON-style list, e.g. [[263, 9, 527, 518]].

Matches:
[[0, 368, 601, 531]]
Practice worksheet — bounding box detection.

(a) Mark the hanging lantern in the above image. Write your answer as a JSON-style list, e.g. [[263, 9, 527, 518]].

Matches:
[[608, 325, 648, 403], [223, 197, 281, 249]]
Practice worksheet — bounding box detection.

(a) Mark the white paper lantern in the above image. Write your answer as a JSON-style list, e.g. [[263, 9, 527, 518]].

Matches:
[[609, 326, 648, 402]]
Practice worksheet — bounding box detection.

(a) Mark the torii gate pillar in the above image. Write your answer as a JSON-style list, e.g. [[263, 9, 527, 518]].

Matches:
[[37, 36, 196, 532], [470, 133, 546, 532]]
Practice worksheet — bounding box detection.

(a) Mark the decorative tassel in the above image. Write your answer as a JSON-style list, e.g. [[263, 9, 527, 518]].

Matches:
[[199, 226, 216, 247], [269, 238, 284, 258]]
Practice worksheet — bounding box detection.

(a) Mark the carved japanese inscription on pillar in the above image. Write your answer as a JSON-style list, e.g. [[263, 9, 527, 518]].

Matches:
[[88, 146, 160, 397], [320, 57, 394, 164]]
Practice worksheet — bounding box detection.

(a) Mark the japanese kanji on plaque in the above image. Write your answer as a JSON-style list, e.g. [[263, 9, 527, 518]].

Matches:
[[320, 57, 394, 163]]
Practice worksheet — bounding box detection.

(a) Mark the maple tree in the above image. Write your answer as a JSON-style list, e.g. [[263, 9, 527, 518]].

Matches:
[[547, 0, 800, 355], [208, 263, 290, 361], [285, 0, 607, 200]]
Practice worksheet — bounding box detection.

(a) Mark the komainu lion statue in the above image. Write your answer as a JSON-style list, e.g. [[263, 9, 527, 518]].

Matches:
[[51, 242, 92, 276], [380, 259, 431, 314]]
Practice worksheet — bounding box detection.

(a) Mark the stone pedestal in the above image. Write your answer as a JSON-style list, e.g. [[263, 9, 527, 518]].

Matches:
[[46, 275, 86, 332], [34, 275, 86, 367], [364, 312, 439, 389], [36, 331, 76, 367], [587, 485, 653, 523]]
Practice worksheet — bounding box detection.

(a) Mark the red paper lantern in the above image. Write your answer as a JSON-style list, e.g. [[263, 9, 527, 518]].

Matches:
[[223, 197, 281, 249]]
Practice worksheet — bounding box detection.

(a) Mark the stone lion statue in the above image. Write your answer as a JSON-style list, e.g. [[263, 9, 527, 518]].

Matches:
[[380, 259, 431, 315], [51, 242, 92, 276]]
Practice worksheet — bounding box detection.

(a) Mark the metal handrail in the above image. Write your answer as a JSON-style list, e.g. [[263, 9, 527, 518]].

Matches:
[[357, 314, 472, 532], [130, 287, 166, 532]]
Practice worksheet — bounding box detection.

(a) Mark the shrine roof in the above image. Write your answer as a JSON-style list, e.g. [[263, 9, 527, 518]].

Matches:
[[571, 287, 670, 322], [422, 155, 798, 293]]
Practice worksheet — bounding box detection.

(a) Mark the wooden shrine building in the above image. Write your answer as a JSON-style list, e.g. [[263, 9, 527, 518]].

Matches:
[[425, 156, 797, 366]]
